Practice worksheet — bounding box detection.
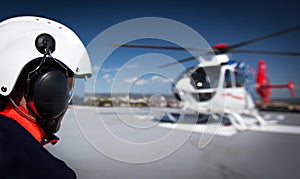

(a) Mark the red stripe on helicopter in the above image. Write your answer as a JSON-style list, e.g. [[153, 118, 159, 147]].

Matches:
[[221, 93, 245, 100]]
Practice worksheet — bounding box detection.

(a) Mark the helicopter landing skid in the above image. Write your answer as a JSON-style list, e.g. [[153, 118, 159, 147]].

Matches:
[[227, 112, 248, 131], [157, 109, 277, 132], [226, 110, 277, 131], [159, 110, 209, 124]]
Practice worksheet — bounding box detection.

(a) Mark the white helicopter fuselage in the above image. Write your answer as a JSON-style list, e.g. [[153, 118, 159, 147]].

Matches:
[[174, 54, 256, 116]]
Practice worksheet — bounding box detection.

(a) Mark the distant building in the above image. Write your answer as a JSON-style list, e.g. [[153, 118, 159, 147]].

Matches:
[[83, 93, 180, 108]]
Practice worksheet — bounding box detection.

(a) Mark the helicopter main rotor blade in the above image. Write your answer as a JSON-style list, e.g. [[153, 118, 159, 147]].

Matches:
[[228, 25, 300, 50], [158, 56, 197, 69], [231, 49, 300, 56], [112, 44, 211, 51]]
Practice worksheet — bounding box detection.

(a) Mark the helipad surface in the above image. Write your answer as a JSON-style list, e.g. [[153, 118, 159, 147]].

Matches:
[[46, 106, 300, 179]]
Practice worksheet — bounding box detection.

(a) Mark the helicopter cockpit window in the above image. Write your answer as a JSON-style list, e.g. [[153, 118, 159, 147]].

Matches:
[[190, 66, 220, 89], [224, 70, 232, 88], [235, 71, 245, 87]]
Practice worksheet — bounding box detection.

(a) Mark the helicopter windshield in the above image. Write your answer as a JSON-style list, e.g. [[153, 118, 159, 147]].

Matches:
[[190, 66, 221, 89], [224, 69, 246, 88], [171, 66, 220, 102]]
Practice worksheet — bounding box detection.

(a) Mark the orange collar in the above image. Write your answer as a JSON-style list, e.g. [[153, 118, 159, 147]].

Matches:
[[0, 104, 46, 143]]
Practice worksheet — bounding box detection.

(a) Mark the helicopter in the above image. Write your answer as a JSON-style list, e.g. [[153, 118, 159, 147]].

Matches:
[[113, 25, 300, 130]]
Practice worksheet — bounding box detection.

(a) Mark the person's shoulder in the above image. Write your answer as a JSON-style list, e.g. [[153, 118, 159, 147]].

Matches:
[[0, 113, 20, 126], [0, 114, 28, 140], [0, 114, 76, 178], [0, 114, 38, 145]]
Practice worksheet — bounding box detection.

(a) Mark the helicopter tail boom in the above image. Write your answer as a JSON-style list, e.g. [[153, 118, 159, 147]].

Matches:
[[256, 60, 295, 104]]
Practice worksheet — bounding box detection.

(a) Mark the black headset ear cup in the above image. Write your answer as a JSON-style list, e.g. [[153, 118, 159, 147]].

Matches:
[[27, 69, 69, 120]]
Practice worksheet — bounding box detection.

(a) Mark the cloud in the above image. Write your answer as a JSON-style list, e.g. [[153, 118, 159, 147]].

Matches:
[[102, 74, 112, 83], [124, 77, 148, 86], [135, 79, 148, 86], [101, 68, 113, 73], [123, 75, 170, 86], [124, 77, 138, 84], [92, 65, 100, 73], [151, 75, 170, 83]]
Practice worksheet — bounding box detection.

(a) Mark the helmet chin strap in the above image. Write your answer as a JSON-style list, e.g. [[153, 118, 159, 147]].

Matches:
[[9, 96, 60, 145], [9, 97, 36, 121], [9, 96, 60, 134]]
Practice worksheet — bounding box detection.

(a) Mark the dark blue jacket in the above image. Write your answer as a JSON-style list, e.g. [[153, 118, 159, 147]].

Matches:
[[0, 114, 76, 178]]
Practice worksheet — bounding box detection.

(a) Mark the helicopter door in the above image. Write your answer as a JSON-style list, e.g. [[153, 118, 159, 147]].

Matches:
[[235, 70, 256, 110], [222, 69, 248, 111]]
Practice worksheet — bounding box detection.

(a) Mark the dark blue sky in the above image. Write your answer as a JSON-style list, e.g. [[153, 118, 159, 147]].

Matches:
[[1, 0, 300, 98]]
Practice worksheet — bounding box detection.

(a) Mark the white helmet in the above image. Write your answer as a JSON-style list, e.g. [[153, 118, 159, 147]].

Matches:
[[0, 16, 92, 96]]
